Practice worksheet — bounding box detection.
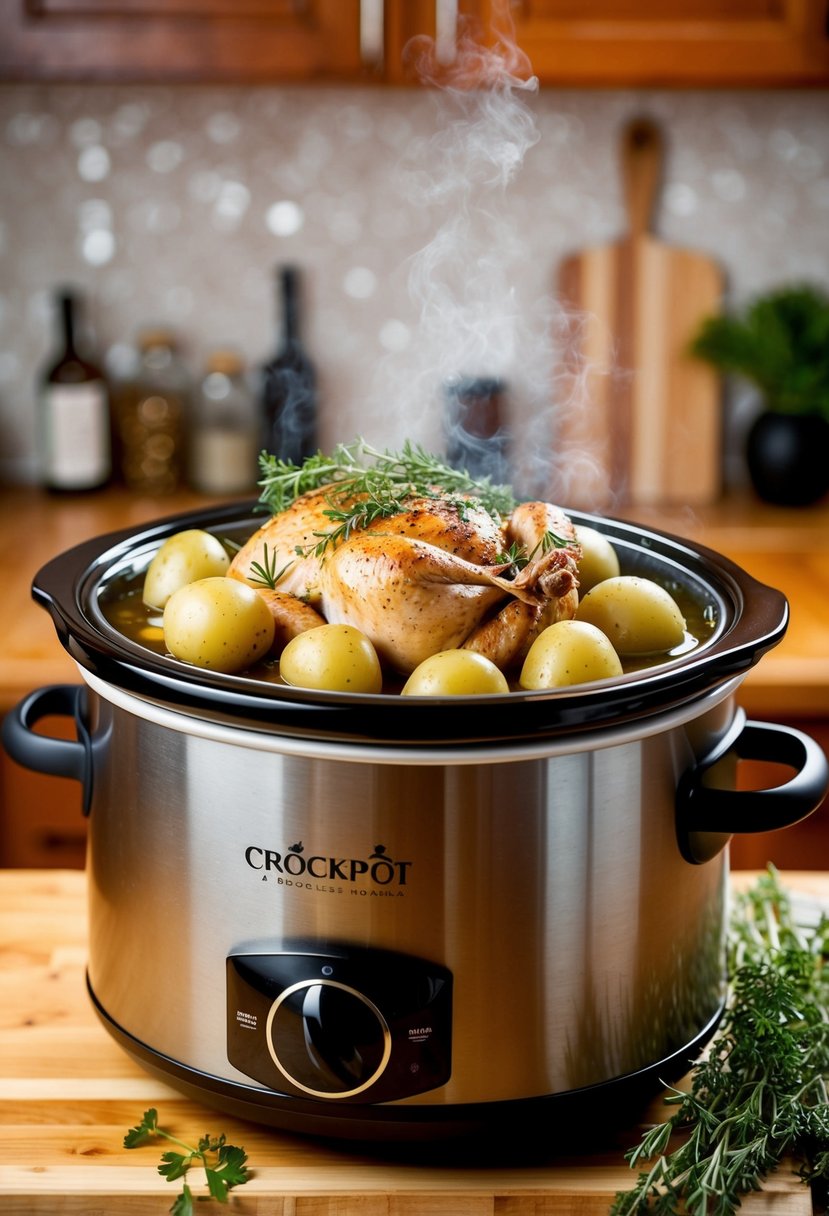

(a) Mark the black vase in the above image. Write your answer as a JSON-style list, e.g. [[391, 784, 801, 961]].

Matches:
[[746, 411, 829, 507]]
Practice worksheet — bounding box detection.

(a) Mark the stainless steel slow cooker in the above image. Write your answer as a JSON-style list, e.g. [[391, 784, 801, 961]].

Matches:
[[4, 502, 828, 1142]]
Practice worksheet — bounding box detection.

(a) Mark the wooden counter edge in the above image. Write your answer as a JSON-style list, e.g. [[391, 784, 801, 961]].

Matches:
[[0, 868, 823, 1214]]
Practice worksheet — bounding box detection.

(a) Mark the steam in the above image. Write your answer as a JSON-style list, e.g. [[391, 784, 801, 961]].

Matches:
[[369, 18, 592, 499]]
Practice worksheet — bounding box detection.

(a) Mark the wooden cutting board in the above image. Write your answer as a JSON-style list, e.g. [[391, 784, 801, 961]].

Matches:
[[554, 117, 724, 508]]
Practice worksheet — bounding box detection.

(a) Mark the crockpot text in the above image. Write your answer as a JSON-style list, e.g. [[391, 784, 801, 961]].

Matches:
[[244, 846, 413, 887]]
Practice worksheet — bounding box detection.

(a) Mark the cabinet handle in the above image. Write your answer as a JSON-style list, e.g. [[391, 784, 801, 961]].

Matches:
[[360, 0, 384, 68], [435, 0, 459, 64]]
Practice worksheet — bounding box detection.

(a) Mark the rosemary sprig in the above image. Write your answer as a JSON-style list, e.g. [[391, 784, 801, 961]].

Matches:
[[257, 438, 516, 528], [611, 866, 829, 1216], [495, 529, 572, 570], [247, 543, 294, 590]]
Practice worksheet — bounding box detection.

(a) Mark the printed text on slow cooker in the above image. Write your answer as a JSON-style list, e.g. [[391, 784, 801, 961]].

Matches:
[[244, 842, 412, 897]]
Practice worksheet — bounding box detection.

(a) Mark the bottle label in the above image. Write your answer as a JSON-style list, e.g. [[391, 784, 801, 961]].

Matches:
[[43, 381, 111, 489], [191, 428, 258, 495]]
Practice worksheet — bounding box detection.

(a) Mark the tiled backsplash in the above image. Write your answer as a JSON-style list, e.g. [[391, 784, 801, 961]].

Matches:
[[1, 83, 827, 490]]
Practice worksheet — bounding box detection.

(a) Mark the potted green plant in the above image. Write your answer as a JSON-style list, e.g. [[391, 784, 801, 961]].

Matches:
[[690, 284, 829, 506]]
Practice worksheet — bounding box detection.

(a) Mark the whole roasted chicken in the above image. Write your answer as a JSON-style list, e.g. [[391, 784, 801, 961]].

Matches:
[[229, 443, 580, 675]]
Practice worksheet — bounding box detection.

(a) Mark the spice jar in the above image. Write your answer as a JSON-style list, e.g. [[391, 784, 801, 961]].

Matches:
[[190, 350, 259, 496], [114, 329, 191, 495]]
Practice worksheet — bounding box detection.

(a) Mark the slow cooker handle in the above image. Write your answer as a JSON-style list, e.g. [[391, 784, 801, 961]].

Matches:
[[1, 685, 93, 816], [676, 719, 829, 865]]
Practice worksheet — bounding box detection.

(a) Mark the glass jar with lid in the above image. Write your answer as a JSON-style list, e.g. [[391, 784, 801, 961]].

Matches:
[[113, 329, 191, 495], [189, 349, 260, 496]]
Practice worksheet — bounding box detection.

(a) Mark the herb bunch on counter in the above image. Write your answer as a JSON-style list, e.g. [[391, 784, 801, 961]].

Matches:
[[612, 867, 829, 1216]]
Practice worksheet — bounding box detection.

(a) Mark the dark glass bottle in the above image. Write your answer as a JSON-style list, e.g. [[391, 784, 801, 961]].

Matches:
[[38, 289, 111, 491], [261, 266, 317, 465]]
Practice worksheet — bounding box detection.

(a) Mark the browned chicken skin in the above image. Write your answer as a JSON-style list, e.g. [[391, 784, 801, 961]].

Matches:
[[462, 501, 580, 669], [229, 486, 580, 674]]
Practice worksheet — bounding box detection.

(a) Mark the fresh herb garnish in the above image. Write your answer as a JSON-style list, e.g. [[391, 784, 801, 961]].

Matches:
[[124, 1108, 250, 1213], [495, 529, 572, 570], [257, 438, 516, 554], [247, 542, 294, 590], [612, 867, 829, 1216]]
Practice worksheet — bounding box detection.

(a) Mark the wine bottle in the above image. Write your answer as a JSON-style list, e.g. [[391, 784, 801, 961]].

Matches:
[[38, 289, 111, 492], [261, 266, 317, 465]]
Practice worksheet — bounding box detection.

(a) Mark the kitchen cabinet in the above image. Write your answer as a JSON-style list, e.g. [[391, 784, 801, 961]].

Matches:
[[0, 0, 457, 84], [2, 0, 828, 84], [1, 486, 828, 870], [0, 0, 375, 83], [477, 0, 829, 86]]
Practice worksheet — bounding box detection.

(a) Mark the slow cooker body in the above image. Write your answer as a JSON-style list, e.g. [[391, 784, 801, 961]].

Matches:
[[82, 673, 733, 1139]]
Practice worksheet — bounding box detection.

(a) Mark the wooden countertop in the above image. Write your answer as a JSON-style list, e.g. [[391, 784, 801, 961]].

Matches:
[[1, 484, 828, 716], [0, 868, 822, 1214]]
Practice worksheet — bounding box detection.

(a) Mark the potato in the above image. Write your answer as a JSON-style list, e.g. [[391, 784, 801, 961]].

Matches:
[[143, 529, 230, 609], [519, 620, 623, 689], [402, 650, 509, 697], [163, 577, 275, 673], [575, 575, 686, 655], [280, 624, 383, 694], [574, 525, 621, 594]]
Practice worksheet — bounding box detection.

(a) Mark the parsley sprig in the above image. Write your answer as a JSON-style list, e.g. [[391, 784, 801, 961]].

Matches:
[[257, 438, 516, 554], [124, 1108, 249, 1213], [612, 867, 829, 1216]]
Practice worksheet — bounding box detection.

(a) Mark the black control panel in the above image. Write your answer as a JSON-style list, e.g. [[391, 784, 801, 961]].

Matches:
[[227, 947, 452, 1103]]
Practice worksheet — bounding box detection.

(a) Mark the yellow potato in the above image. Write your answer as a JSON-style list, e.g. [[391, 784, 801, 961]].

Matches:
[[402, 650, 509, 697], [574, 525, 621, 594], [280, 624, 383, 694], [143, 529, 230, 609], [575, 575, 686, 655], [519, 620, 623, 689], [163, 577, 275, 673]]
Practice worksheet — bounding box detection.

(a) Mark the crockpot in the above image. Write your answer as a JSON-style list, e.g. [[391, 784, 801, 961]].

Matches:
[[4, 502, 828, 1142]]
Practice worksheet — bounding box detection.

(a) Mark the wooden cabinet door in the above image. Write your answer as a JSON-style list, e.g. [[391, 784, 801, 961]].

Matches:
[[476, 0, 829, 84], [0, 0, 371, 82]]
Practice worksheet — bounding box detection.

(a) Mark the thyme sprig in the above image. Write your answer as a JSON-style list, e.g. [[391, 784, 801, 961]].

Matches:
[[612, 867, 829, 1216], [257, 439, 516, 545]]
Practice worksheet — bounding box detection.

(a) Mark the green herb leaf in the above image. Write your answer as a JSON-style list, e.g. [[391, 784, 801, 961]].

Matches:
[[204, 1144, 250, 1203], [123, 1108, 159, 1148], [248, 542, 294, 590], [169, 1183, 194, 1216], [158, 1150, 192, 1182], [215, 1142, 250, 1188]]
